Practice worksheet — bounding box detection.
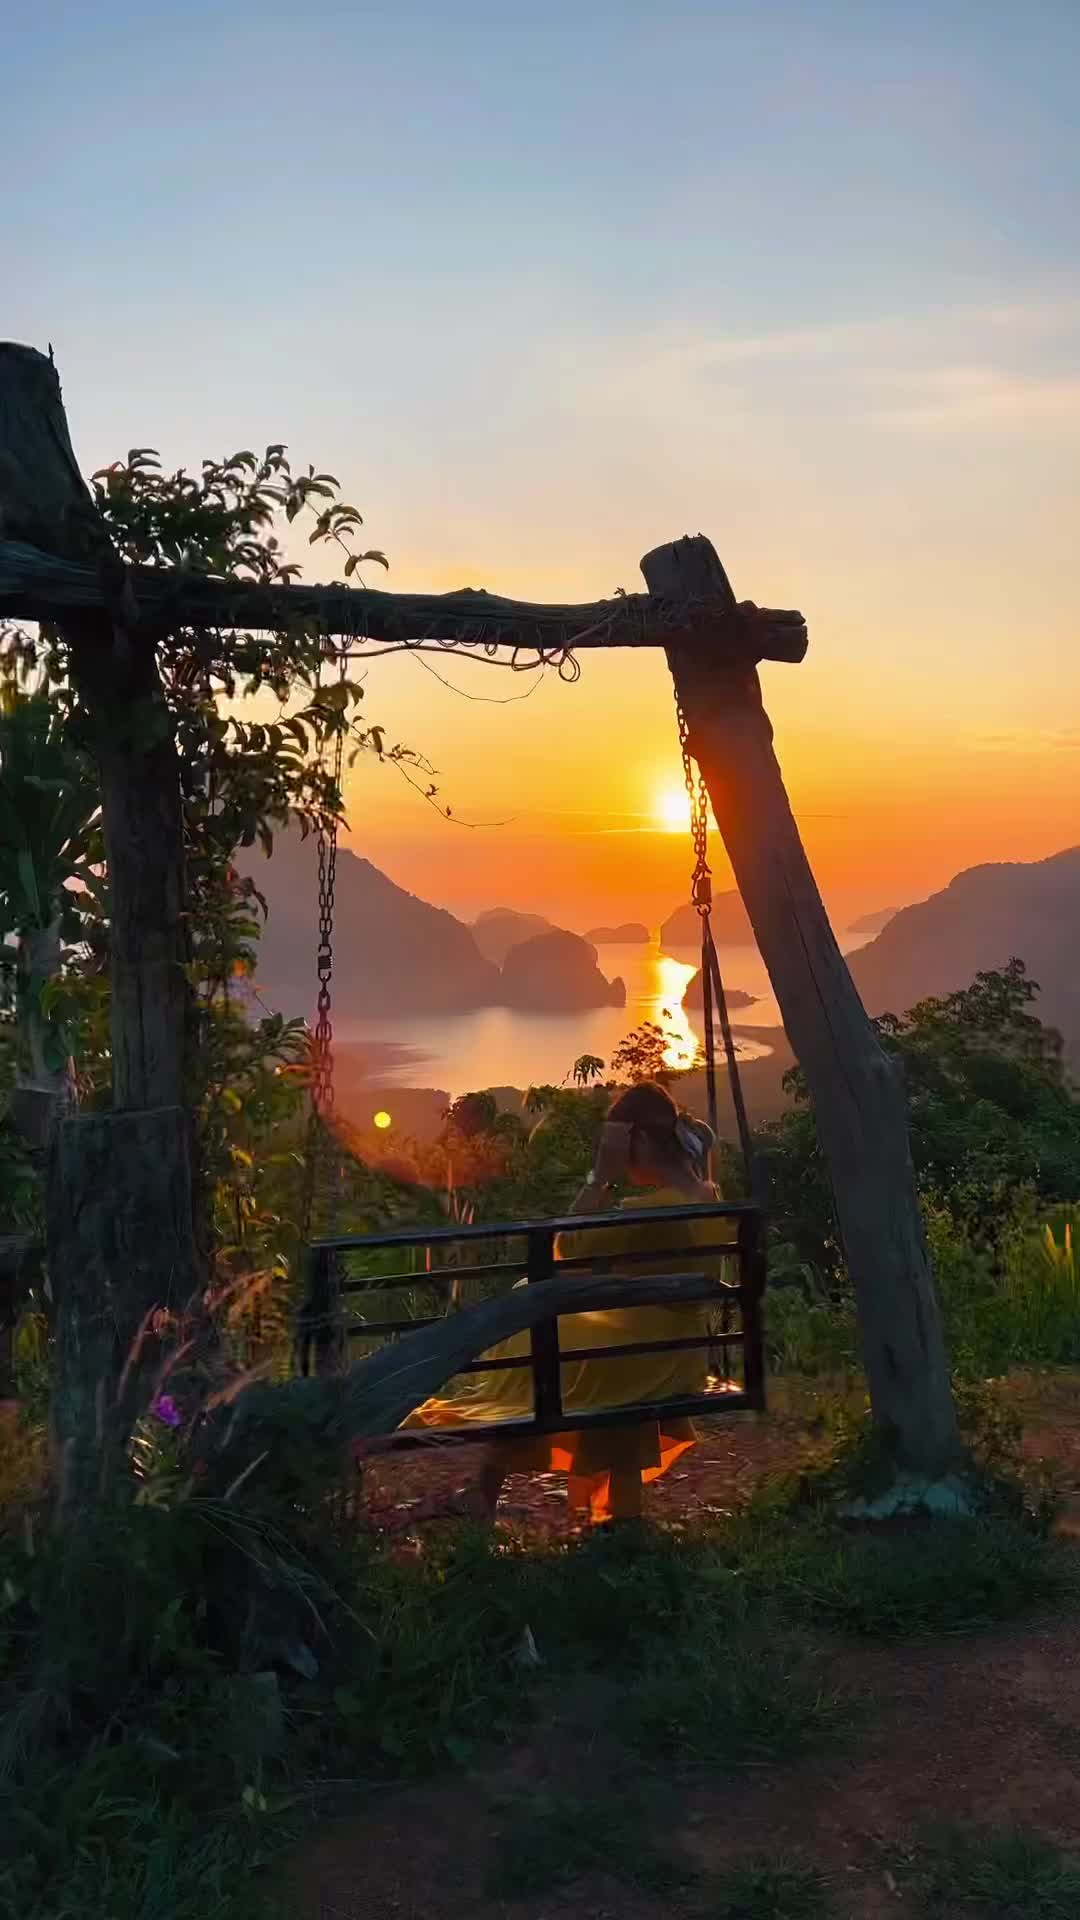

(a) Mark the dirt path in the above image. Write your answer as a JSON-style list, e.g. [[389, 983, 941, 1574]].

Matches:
[[288, 1607, 1080, 1919], [291, 1388, 1080, 1919]]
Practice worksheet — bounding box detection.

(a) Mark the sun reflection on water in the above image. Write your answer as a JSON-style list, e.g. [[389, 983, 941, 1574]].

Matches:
[[649, 953, 699, 1071]]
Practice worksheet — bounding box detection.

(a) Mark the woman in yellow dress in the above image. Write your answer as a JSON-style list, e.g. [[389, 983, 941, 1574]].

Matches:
[[400, 1081, 734, 1526]]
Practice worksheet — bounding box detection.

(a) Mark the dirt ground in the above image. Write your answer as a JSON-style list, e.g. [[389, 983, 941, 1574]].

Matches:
[[359, 1396, 831, 1542], [290, 1379, 1080, 1920]]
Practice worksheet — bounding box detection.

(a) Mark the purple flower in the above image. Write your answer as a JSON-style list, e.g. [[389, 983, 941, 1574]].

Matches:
[[151, 1393, 183, 1430]]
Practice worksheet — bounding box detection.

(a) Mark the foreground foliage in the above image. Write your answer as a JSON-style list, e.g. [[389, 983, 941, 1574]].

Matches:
[[760, 960, 1080, 1298], [0, 1424, 1068, 1920]]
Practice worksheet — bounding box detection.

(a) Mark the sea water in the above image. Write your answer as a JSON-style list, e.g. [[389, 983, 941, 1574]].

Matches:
[[331, 941, 819, 1099]]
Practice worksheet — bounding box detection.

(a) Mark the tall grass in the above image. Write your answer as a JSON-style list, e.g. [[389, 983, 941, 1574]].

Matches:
[[768, 1205, 1080, 1385]]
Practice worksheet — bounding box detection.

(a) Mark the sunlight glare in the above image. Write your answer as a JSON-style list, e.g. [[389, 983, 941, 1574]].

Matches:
[[373, 1110, 393, 1130], [655, 785, 691, 833]]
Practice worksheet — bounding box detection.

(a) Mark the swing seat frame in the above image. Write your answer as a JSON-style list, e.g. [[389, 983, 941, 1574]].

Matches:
[[298, 1197, 766, 1444]]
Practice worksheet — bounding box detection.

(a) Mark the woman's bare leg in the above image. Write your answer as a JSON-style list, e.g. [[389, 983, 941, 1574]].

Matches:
[[568, 1473, 598, 1520], [606, 1466, 644, 1522], [567, 1470, 642, 1525]]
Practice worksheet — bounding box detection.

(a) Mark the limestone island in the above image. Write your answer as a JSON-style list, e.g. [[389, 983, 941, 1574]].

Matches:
[[501, 931, 626, 1011]]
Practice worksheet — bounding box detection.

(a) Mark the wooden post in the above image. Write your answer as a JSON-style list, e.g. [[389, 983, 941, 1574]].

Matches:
[[0, 343, 204, 1502], [643, 536, 960, 1479], [48, 1109, 203, 1505], [68, 631, 193, 1111]]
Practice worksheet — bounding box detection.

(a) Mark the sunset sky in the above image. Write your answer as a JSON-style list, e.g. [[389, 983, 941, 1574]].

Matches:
[[12, 1, 1079, 933]]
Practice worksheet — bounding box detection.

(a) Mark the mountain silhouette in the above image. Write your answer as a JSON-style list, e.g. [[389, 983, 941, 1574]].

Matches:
[[239, 830, 501, 1017], [848, 847, 1080, 1057], [241, 833, 624, 1018], [585, 922, 650, 945], [472, 907, 556, 966], [848, 905, 898, 937]]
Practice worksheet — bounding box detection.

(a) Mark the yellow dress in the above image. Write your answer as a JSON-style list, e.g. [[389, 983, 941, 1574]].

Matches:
[[400, 1186, 735, 1516]]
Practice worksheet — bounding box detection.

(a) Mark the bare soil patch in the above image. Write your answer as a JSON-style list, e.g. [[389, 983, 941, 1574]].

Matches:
[[290, 1388, 1080, 1920]]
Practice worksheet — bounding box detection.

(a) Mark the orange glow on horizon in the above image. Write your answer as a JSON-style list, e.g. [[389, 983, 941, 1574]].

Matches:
[[335, 636, 1080, 935]]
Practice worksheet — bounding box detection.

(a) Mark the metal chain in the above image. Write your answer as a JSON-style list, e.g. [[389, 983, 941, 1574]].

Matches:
[[312, 814, 338, 1122], [673, 683, 757, 1190], [311, 657, 347, 1124], [299, 655, 347, 1256], [675, 688, 712, 918]]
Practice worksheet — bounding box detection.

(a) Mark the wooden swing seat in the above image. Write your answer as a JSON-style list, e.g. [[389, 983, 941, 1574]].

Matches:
[[298, 1197, 766, 1444]]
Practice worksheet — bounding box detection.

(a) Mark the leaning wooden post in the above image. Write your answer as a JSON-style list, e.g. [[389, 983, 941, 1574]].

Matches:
[[0, 343, 203, 1504], [643, 536, 960, 1480]]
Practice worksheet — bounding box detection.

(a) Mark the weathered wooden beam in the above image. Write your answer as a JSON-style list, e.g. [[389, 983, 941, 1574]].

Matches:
[[0, 536, 808, 665], [647, 535, 960, 1480]]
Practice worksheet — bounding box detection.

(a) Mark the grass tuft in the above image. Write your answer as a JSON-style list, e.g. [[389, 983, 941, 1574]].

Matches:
[[713, 1860, 829, 1919], [724, 1467, 1072, 1637], [616, 1632, 841, 1773], [922, 1823, 1080, 1916]]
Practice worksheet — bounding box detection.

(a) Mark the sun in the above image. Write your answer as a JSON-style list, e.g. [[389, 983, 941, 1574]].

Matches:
[[655, 785, 691, 833]]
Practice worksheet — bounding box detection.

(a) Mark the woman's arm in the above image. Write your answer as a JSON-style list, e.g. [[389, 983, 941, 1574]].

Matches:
[[568, 1178, 613, 1216], [566, 1122, 632, 1216]]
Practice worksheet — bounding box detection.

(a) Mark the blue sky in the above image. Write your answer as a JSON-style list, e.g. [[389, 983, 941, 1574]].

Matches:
[[9, 1, 1080, 921]]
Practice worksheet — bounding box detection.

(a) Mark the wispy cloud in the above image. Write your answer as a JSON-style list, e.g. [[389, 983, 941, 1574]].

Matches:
[[614, 294, 1080, 381], [643, 318, 896, 373], [565, 291, 1080, 436], [971, 727, 1080, 752], [869, 365, 1080, 435]]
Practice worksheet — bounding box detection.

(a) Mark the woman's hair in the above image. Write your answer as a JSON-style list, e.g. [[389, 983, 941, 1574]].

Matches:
[[606, 1082, 714, 1177]]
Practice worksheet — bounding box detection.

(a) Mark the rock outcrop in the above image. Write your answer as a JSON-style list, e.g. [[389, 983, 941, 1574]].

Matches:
[[661, 892, 753, 948], [472, 907, 556, 966], [681, 971, 758, 1013], [500, 931, 626, 1011], [585, 922, 650, 945]]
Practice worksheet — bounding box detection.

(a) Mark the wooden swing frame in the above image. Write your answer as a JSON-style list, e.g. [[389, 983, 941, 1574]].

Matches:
[[0, 339, 962, 1484]]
